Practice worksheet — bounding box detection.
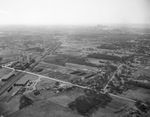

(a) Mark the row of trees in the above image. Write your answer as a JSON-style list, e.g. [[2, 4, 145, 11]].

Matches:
[[0, 57, 2, 68], [126, 80, 150, 89], [87, 53, 134, 62]]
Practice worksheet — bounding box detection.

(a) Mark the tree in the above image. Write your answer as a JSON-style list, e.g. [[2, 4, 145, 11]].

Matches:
[[19, 95, 33, 109], [68, 92, 112, 115], [0, 57, 2, 64], [135, 101, 148, 113], [0, 57, 2, 68]]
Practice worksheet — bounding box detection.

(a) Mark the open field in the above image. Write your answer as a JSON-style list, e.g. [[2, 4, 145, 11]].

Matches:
[[120, 88, 150, 103], [92, 95, 135, 117], [43, 54, 102, 68], [57, 46, 84, 56], [47, 88, 84, 107], [34, 69, 73, 82], [133, 66, 150, 77], [0, 68, 12, 79], [0, 95, 21, 116], [7, 100, 82, 117], [35, 62, 75, 74], [35, 62, 60, 71], [16, 73, 39, 84], [35, 78, 56, 90]]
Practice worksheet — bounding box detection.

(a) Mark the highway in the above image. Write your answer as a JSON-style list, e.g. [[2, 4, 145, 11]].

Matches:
[[0, 42, 62, 96]]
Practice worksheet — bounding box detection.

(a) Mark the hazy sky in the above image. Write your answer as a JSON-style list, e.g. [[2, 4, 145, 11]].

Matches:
[[0, 0, 149, 25]]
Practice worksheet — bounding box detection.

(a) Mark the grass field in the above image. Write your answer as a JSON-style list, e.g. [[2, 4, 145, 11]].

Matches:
[[37, 62, 60, 71], [7, 100, 82, 117]]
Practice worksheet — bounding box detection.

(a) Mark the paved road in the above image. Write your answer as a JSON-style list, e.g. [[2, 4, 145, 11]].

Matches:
[[4, 66, 136, 103]]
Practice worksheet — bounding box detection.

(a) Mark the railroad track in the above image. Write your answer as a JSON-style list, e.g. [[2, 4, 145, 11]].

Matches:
[[0, 42, 62, 96]]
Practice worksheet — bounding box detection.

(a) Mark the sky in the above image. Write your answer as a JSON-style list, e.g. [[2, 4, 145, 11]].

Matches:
[[0, 0, 149, 25]]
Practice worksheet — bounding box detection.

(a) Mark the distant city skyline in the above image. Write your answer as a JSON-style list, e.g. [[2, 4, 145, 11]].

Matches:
[[0, 0, 149, 25]]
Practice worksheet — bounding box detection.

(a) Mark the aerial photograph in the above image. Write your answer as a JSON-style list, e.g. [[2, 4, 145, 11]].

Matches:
[[0, 0, 150, 117]]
